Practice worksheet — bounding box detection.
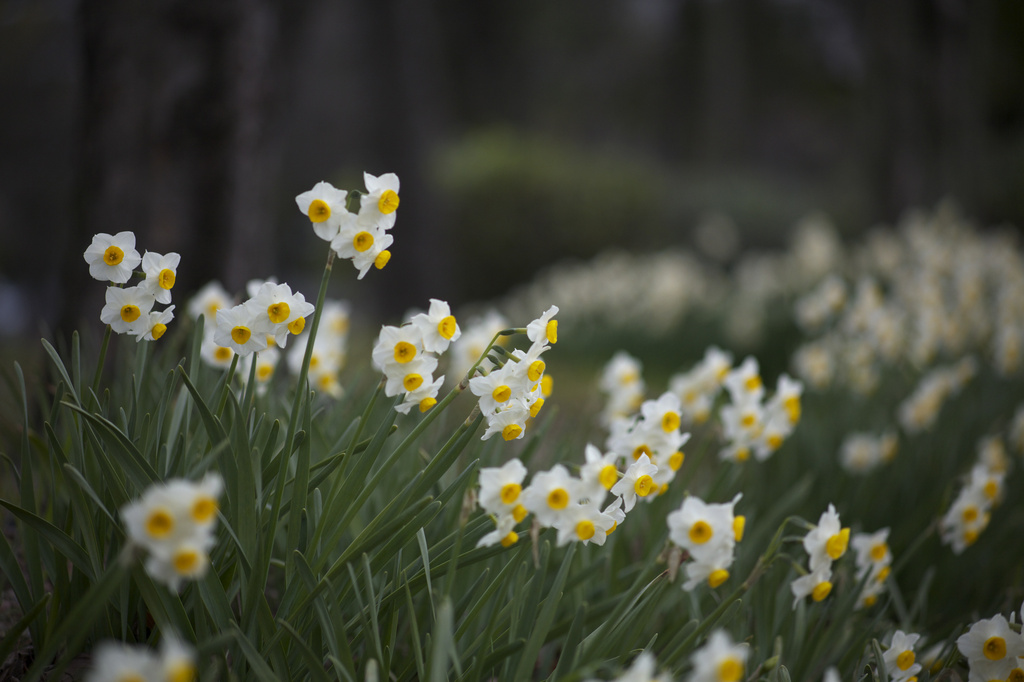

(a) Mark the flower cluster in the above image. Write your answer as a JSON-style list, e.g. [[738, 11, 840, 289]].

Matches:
[[718, 358, 802, 463], [956, 605, 1024, 682], [296, 172, 400, 279], [286, 299, 351, 399], [86, 635, 195, 682], [790, 504, 849, 608], [605, 391, 689, 497], [851, 527, 893, 608], [119, 474, 222, 591], [837, 430, 899, 475], [372, 299, 460, 414], [668, 346, 733, 425], [475, 452, 622, 549], [83, 231, 179, 341], [881, 630, 922, 682], [897, 356, 978, 435], [939, 435, 1009, 554], [467, 305, 557, 441], [667, 494, 745, 591]]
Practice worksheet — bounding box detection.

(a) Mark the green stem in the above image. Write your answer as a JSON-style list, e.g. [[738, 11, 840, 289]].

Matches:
[[91, 324, 112, 394]]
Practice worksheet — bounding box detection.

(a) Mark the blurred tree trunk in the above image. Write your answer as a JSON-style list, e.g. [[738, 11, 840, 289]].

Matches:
[[64, 0, 307, 338]]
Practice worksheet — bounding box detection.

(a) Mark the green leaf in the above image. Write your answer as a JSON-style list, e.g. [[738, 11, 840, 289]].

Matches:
[[0, 499, 95, 582], [514, 543, 576, 681]]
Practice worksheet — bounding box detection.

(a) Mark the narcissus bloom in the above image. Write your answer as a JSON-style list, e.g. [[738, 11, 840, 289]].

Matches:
[[188, 280, 233, 322], [411, 298, 461, 354], [100, 285, 155, 335], [520, 464, 579, 527], [359, 172, 401, 230], [883, 630, 922, 682], [84, 231, 142, 283], [790, 562, 833, 608], [136, 305, 175, 342], [214, 303, 271, 356], [478, 458, 528, 516], [610, 454, 658, 512], [296, 180, 351, 242], [140, 251, 181, 305], [803, 503, 849, 571], [957, 614, 1024, 682], [688, 630, 748, 682], [526, 305, 559, 346]]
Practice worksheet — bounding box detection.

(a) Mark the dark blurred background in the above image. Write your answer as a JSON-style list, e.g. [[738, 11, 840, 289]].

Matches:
[[3, 0, 1024, 342]]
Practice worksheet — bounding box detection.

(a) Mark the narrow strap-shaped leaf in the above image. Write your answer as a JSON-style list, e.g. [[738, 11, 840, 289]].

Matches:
[[228, 621, 279, 682], [277, 618, 332, 682], [0, 593, 49, 667], [61, 401, 159, 489], [549, 602, 587, 680], [0, 500, 95, 581], [176, 365, 229, 444], [514, 543, 576, 681], [427, 597, 456, 682]]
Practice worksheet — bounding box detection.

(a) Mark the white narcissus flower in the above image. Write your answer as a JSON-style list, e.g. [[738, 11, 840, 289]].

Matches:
[[214, 303, 271, 356], [158, 635, 198, 682], [296, 180, 350, 242], [956, 614, 1024, 682], [136, 305, 175, 342], [723, 356, 764, 407], [790, 562, 833, 608], [553, 503, 615, 547], [478, 458, 528, 517], [583, 651, 673, 682], [100, 285, 156, 335], [667, 494, 742, 564], [395, 375, 444, 415], [359, 171, 400, 230], [371, 324, 424, 377], [526, 305, 559, 346], [469, 361, 530, 415], [247, 281, 315, 347], [411, 298, 461, 354], [84, 231, 142, 284], [578, 443, 620, 505], [688, 630, 748, 682], [803, 503, 849, 571], [476, 512, 519, 549], [610, 454, 658, 512], [480, 403, 530, 442], [384, 353, 438, 398], [520, 464, 579, 527], [883, 630, 922, 682], [188, 280, 233, 322], [140, 251, 181, 304], [681, 541, 736, 591], [85, 641, 158, 682]]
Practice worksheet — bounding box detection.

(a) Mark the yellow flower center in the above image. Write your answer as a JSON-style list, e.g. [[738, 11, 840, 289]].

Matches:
[[599, 464, 618, 490], [191, 496, 218, 523], [394, 341, 416, 363], [231, 326, 251, 345], [740, 412, 756, 428], [826, 528, 850, 560], [120, 305, 141, 323], [689, 520, 713, 544], [502, 424, 522, 441], [288, 317, 306, 335], [500, 483, 521, 505], [166, 661, 196, 682], [145, 509, 174, 538], [528, 360, 546, 382], [661, 411, 681, 433], [767, 434, 784, 450], [378, 189, 400, 214], [156, 268, 175, 290], [308, 198, 331, 222], [119, 675, 146, 682], [545, 319, 558, 343], [541, 375, 553, 397], [963, 529, 979, 546], [268, 302, 290, 324], [983, 480, 998, 500], [709, 569, 730, 589], [1008, 668, 1024, 682], [606, 522, 618, 535], [576, 520, 595, 541], [870, 542, 888, 562], [151, 323, 167, 340], [104, 245, 124, 265], [492, 385, 512, 403], [735, 447, 750, 462], [512, 504, 528, 523], [745, 375, 762, 391], [353, 231, 374, 252], [501, 531, 518, 547], [875, 566, 891, 583], [983, 636, 1006, 661], [717, 656, 742, 682], [173, 548, 200, 574], [896, 651, 915, 671], [962, 506, 979, 523], [863, 594, 877, 608], [669, 451, 684, 471], [257, 364, 273, 381], [547, 488, 569, 510], [784, 395, 801, 423], [733, 516, 746, 542], [438, 315, 457, 340], [403, 373, 424, 392], [634, 474, 654, 497], [632, 444, 651, 461], [214, 347, 233, 362], [419, 397, 437, 412], [374, 250, 391, 269], [530, 398, 544, 418], [812, 581, 832, 602]]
